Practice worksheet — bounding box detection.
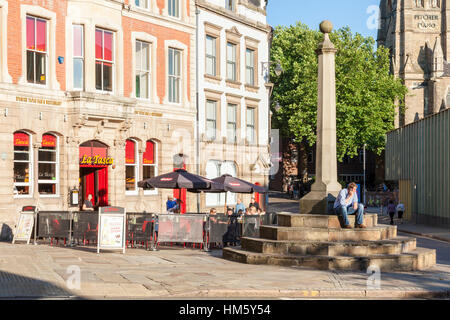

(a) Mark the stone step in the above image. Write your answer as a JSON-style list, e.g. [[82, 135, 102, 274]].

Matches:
[[277, 213, 378, 228], [241, 236, 417, 257], [222, 247, 436, 271], [259, 224, 397, 242]]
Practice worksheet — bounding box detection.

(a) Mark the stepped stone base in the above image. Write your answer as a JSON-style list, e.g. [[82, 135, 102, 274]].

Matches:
[[222, 213, 436, 271]]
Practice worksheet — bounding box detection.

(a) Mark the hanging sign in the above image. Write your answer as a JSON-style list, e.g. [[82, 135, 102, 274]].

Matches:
[[97, 206, 126, 254]]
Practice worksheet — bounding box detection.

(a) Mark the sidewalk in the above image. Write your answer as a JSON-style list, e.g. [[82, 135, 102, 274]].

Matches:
[[0, 241, 449, 299], [377, 215, 450, 243], [269, 193, 450, 243]]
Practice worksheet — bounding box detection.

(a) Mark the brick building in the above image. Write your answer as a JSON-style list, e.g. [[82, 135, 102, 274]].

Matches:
[[0, 0, 197, 240]]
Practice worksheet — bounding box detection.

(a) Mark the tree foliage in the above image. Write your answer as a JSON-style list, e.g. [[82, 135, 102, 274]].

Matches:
[[270, 23, 407, 161]]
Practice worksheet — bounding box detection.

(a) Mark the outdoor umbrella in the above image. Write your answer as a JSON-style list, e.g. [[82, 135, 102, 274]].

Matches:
[[211, 174, 268, 212], [137, 169, 223, 213]]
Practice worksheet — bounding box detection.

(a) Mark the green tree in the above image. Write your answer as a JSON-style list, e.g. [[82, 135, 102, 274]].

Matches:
[[270, 23, 407, 161]]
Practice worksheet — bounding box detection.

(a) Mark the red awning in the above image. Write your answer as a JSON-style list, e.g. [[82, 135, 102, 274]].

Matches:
[[143, 141, 154, 164], [125, 140, 135, 164], [42, 134, 56, 148], [14, 132, 29, 147]]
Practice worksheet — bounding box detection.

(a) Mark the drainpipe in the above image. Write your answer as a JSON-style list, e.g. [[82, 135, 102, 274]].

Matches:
[[196, 5, 200, 213]]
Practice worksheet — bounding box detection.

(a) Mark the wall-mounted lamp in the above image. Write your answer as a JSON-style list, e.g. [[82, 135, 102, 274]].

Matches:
[[261, 60, 283, 77], [167, 123, 171, 131], [4, 108, 8, 117], [144, 122, 147, 129], [39, 112, 43, 120], [63, 114, 68, 122]]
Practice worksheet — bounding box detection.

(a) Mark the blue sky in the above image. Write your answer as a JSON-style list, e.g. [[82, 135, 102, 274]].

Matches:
[[267, 0, 380, 40]]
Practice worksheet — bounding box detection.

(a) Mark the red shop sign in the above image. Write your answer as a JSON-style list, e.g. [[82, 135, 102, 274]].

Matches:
[[14, 132, 29, 147]]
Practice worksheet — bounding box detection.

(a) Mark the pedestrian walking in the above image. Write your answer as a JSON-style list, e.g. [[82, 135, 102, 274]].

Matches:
[[387, 200, 396, 225], [396, 202, 405, 224]]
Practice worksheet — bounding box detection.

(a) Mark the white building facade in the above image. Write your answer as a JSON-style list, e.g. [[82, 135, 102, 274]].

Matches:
[[195, 0, 272, 210]]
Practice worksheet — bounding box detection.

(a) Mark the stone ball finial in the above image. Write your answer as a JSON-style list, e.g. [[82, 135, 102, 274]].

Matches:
[[320, 20, 333, 34]]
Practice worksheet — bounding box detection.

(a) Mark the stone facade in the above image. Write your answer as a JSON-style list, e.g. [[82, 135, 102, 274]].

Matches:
[[196, 0, 272, 210], [378, 0, 450, 127], [0, 0, 197, 240]]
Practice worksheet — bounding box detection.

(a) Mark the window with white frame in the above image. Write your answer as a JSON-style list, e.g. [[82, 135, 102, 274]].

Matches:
[[168, 48, 181, 103], [225, 0, 235, 11], [246, 107, 256, 144], [13, 132, 32, 196], [136, 40, 151, 99], [246, 48, 255, 86], [73, 24, 84, 90], [38, 133, 58, 195], [135, 0, 149, 9], [205, 160, 237, 206], [227, 104, 237, 143], [227, 42, 237, 81], [95, 28, 114, 92], [205, 35, 217, 76], [26, 16, 47, 85], [168, 0, 180, 17], [206, 100, 217, 141], [125, 139, 138, 193], [143, 140, 158, 194]]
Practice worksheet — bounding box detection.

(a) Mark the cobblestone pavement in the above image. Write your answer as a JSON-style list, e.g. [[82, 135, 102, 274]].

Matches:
[[0, 241, 449, 299]]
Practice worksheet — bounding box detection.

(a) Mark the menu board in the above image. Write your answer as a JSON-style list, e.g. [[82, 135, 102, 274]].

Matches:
[[97, 207, 126, 254], [12, 209, 36, 244]]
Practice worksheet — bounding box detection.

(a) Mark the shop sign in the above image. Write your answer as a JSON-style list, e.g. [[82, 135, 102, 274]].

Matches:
[[16, 96, 62, 106], [14, 132, 29, 147], [80, 155, 114, 166]]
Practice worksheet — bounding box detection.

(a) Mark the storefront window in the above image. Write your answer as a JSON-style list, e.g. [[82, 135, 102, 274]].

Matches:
[[143, 140, 157, 194], [14, 132, 32, 196], [38, 134, 58, 195], [205, 160, 237, 206], [125, 139, 138, 193]]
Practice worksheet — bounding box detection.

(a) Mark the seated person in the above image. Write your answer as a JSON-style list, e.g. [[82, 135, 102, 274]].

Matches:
[[166, 196, 177, 213], [249, 197, 260, 211], [333, 182, 366, 229], [82, 194, 95, 211]]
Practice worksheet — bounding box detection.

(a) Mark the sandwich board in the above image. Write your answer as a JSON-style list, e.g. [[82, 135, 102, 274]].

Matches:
[[12, 206, 37, 245], [97, 206, 126, 254]]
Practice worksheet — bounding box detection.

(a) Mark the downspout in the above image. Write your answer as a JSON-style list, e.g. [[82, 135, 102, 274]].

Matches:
[[196, 4, 201, 213]]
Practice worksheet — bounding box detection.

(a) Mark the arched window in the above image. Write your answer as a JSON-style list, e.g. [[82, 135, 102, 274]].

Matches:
[[205, 160, 237, 206], [205, 160, 220, 207], [38, 133, 59, 195], [13, 131, 32, 196], [125, 139, 138, 194], [220, 161, 237, 205], [143, 140, 158, 195]]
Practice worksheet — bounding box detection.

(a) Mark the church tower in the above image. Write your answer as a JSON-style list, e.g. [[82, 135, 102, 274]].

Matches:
[[378, 0, 450, 126]]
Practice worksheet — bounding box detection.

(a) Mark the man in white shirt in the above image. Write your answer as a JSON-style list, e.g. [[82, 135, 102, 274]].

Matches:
[[333, 182, 366, 229]]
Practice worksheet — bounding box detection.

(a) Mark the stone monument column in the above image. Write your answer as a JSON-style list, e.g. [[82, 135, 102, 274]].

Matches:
[[300, 21, 342, 214]]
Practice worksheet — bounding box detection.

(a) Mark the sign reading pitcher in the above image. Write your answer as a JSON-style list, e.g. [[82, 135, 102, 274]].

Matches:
[[97, 206, 126, 254]]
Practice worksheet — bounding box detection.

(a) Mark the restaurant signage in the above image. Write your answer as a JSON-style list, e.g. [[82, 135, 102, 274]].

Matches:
[[80, 155, 114, 166], [12, 206, 37, 245]]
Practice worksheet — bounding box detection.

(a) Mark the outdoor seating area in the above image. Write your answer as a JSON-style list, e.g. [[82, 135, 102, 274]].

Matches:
[[30, 211, 277, 251]]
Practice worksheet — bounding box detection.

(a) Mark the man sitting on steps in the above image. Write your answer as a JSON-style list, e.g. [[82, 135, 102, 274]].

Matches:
[[333, 182, 366, 229]]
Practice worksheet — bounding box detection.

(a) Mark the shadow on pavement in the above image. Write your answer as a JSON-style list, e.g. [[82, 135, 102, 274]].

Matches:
[[0, 269, 83, 299]]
